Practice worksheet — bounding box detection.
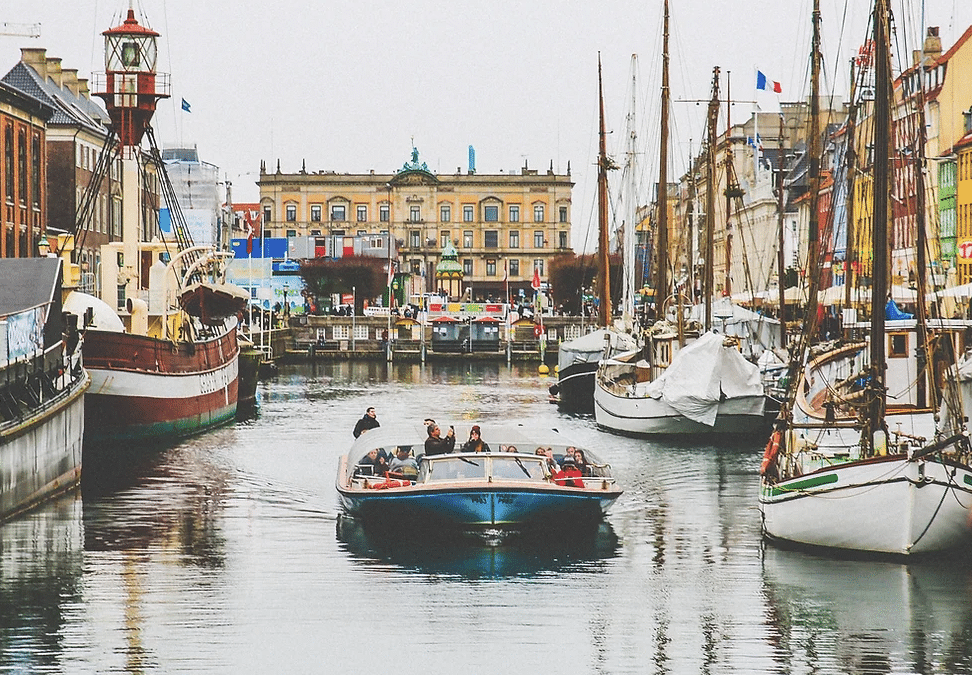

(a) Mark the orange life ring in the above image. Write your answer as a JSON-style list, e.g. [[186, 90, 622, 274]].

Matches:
[[760, 431, 782, 475], [371, 479, 407, 489]]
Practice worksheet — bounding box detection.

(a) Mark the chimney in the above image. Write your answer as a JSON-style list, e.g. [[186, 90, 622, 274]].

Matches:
[[77, 77, 90, 99], [62, 68, 79, 96], [46, 57, 63, 88], [924, 26, 942, 61], [20, 48, 48, 79]]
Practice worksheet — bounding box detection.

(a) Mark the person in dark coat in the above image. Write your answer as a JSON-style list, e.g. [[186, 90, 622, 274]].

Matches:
[[459, 425, 491, 453], [424, 423, 456, 456], [353, 407, 380, 438]]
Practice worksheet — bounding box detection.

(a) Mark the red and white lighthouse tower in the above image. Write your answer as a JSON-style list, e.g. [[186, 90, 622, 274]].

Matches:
[[93, 6, 169, 149]]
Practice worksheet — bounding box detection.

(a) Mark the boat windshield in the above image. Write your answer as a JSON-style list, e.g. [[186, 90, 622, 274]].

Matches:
[[490, 456, 546, 481], [423, 456, 487, 482]]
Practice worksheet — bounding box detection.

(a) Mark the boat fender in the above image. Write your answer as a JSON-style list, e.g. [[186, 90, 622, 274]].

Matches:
[[371, 479, 408, 489], [760, 431, 782, 476]]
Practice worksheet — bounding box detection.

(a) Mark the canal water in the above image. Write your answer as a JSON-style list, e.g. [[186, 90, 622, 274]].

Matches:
[[3, 361, 972, 674]]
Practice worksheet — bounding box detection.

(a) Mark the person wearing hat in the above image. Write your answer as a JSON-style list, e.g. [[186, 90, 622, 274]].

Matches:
[[553, 456, 585, 488], [460, 425, 491, 453]]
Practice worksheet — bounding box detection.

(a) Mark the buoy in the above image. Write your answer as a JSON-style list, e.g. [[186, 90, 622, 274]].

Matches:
[[554, 365, 559, 374], [538, 364, 550, 375]]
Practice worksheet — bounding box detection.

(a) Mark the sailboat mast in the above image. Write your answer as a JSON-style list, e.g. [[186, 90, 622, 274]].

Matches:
[[777, 115, 787, 346], [724, 73, 733, 297], [624, 55, 639, 325], [870, 0, 891, 436], [806, 0, 823, 317], [598, 54, 613, 328], [843, 58, 858, 318], [704, 67, 721, 332], [655, 0, 670, 321]]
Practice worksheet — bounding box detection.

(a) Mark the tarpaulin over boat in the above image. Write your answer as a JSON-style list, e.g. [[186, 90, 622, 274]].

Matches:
[[557, 328, 638, 370], [641, 331, 763, 426]]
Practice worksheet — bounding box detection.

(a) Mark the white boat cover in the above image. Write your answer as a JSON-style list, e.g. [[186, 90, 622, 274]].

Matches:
[[685, 297, 781, 356], [558, 328, 638, 370], [639, 331, 763, 426]]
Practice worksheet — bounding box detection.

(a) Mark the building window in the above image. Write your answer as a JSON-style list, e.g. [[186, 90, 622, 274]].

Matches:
[[311, 204, 322, 222], [287, 229, 297, 237], [534, 259, 544, 275], [559, 230, 568, 248], [484, 205, 498, 222], [440, 230, 450, 248], [310, 229, 321, 236], [380, 204, 389, 222], [509, 259, 519, 276], [440, 204, 451, 222], [463, 230, 473, 247], [411, 259, 422, 275], [509, 230, 519, 248], [286, 204, 296, 222], [486, 259, 496, 276], [410, 206, 421, 222], [463, 258, 473, 275], [533, 204, 545, 222], [357, 205, 367, 222], [484, 231, 498, 248], [410, 230, 420, 247], [559, 206, 568, 223], [534, 230, 545, 248], [331, 205, 346, 221], [463, 205, 474, 222], [509, 205, 520, 222]]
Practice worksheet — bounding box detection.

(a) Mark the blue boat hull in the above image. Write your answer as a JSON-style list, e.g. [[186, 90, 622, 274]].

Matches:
[[339, 486, 618, 528]]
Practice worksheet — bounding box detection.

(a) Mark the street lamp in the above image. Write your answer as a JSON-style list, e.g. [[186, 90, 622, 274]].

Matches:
[[37, 236, 50, 257]]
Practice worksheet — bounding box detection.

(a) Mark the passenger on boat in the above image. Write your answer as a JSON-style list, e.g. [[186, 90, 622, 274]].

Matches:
[[388, 446, 419, 478], [424, 424, 456, 456], [553, 458, 585, 488], [535, 447, 560, 473], [460, 425, 491, 453], [573, 449, 592, 476], [357, 448, 389, 476], [353, 407, 380, 438], [505, 445, 518, 453]]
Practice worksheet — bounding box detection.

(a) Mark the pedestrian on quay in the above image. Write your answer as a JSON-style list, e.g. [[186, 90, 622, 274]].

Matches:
[[353, 407, 380, 438]]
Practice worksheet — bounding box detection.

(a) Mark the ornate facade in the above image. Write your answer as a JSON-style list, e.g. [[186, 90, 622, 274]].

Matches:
[[257, 148, 574, 301]]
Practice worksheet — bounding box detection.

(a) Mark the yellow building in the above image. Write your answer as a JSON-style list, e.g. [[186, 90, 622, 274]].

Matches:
[[257, 148, 573, 301]]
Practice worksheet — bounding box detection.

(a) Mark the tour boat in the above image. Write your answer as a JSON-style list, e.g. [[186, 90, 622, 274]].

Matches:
[[335, 423, 622, 529]]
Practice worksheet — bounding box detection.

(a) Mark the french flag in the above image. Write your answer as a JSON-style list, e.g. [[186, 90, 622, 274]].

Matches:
[[756, 70, 782, 94]]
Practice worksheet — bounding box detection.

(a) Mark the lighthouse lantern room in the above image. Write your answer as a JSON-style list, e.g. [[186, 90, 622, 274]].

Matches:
[[94, 6, 170, 149]]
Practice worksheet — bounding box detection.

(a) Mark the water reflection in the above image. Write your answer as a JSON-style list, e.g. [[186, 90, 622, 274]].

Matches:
[[81, 443, 230, 570], [336, 515, 620, 579], [761, 545, 972, 674], [0, 493, 84, 671]]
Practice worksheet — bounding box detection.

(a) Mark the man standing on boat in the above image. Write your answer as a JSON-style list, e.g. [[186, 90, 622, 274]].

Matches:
[[353, 407, 380, 438], [424, 423, 456, 455]]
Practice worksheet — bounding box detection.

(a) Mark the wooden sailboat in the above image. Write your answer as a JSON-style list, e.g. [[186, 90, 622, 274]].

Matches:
[[758, 0, 972, 555], [593, 4, 766, 436], [549, 55, 637, 413]]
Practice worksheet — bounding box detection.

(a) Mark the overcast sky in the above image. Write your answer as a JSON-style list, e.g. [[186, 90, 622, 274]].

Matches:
[[3, 0, 971, 252]]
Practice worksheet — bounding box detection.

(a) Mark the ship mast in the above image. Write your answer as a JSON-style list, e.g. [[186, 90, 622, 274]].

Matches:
[[597, 54, 613, 328], [655, 0, 671, 328], [868, 0, 892, 449], [704, 67, 720, 332]]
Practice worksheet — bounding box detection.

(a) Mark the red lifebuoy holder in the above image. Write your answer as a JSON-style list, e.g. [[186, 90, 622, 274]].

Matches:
[[760, 431, 782, 475], [534, 324, 543, 338]]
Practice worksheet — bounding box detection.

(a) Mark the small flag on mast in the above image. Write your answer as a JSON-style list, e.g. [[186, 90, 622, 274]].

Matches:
[[181, 98, 191, 112], [755, 71, 782, 93]]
